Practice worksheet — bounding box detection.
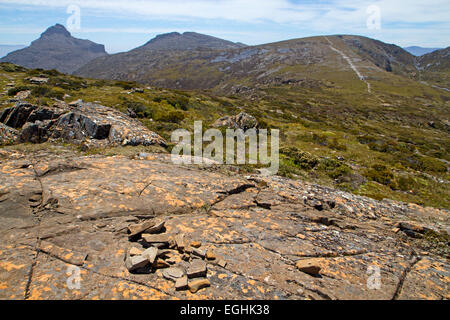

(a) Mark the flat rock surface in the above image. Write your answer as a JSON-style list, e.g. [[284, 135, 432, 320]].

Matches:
[[0, 148, 448, 300]]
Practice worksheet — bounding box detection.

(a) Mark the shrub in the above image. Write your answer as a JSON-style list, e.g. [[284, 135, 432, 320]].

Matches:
[[30, 86, 64, 100], [364, 164, 394, 186], [281, 148, 319, 170], [157, 110, 185, 123], [318, 158, 352, 179], [7, 85, 30, 96]]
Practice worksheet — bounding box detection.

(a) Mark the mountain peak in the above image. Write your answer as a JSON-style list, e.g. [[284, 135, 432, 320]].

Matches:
[[41, 24, 71, 38], [140, 31, 246, 51]]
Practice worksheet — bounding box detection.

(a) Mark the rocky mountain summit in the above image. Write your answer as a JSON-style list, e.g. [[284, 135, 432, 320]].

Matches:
[[0, 147, 448, 300], [0, 24, 107, 74]]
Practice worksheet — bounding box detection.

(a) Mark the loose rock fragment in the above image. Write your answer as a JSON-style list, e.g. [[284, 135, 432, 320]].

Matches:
[[175, 233, 186, 250], [187, 259, 207, 278], [125, 255, 149, 272], [191, 241, 202, 248], [188, 278, 210, 293], [141, 234, 170, 244], [217, 259, 227, 268], [128, 220, 156, 240], [154, 259, 171, 269], [162, 267, 184, 281], [129, 247, 143, 256], [206, 250, 216, 260], [175, 276, 189, 291], [141, 247, 158, 264], [296, 259, 321, 276], [192, 248, 207, 259]]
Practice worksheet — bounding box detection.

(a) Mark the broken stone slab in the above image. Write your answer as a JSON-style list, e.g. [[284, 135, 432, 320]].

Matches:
[[217, 259, 227, 268], [141, 247, 158, 265], [206, 249, 216, 261], [296, 259, 321, 276], [190, 241, 202, 248], [175, 233, 186, 251], [175, 276, 189, 291], [162, 267, 185, 282], [125, 255, 149, 272], [187, 259, 207, 278], [39, 241, 87, 266], [154, 259, 171, 269], [141, 234, 170, 244], [128, 220, 156, 240], [188, 278, 211, 293], [191, 248, 207, 259]]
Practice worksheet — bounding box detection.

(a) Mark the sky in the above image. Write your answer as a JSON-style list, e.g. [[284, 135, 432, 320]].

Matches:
[[0, 0, 448, 53]]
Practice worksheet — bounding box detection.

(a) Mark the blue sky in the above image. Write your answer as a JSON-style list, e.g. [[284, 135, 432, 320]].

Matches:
[[0, 0, 448, 53]]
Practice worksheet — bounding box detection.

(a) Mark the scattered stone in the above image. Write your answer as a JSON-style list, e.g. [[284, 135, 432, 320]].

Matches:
[[175, 233, 186, 250], [129, 247, 143, 256], [191, 241, 201, 248], [128, 220, 156, 240], [162, 267, 184, 281], [141, 247, 158, 264], [296, 259, 321, 276], [125, 255, 149, 272], [141, 234, 170, 244], [217, 259, 227, 268], [175, 276, 189, 291], [192, 248, 207, 259], [187, 259, 207, 278], [188, 278, 211, 293], [154, 259, 171, 269], [206, 250, 216, 260]]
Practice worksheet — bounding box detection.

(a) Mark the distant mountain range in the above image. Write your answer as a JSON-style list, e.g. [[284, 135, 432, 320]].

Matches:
[[0, 24, 448, 92], [0, 45, 26, 59], [403, 46, 442, 56], [0, 24, 107, 74], [75, 33, 449, 93]]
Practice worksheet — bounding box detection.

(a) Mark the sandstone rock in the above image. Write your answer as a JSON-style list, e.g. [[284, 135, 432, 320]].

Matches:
[[296, 259, 321, 276], [141, 247, 158, 265], [175, 276, 189, 291], [129, 247, 143, 256], [206, 250, 216, 260], [190, 241, 202, 248], [188, 278, 210, 293], [187, 259, 207, 278], [162, 267, 184, 281], [212, 112, 258, 131], [0, 100, 167, 148], [154, 259, 171, 269], [175, 233, 186, 251], [217, 259, 227, 268], [142, 234, 170, 244], [192, 248, 207, 258], [125, 255, 149, 272], [128, 220, 156, 240]]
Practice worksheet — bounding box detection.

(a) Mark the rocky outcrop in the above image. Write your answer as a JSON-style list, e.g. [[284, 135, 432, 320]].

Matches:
[[213, 112, 258, 131], [0, 148, 447, 300], [0, 100, 167, 148]]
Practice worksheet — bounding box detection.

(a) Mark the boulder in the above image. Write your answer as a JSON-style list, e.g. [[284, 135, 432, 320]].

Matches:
[[0, 100, 167, 148], [213, 112, 258, 131]]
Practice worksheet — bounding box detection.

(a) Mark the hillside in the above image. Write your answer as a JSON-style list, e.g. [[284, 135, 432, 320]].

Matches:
[[0, 24, 107, 74], [1, 62, 449, 210]]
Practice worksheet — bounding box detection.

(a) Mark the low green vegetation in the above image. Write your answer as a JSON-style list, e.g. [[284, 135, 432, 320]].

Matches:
[[0, 62, 448, 209]]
